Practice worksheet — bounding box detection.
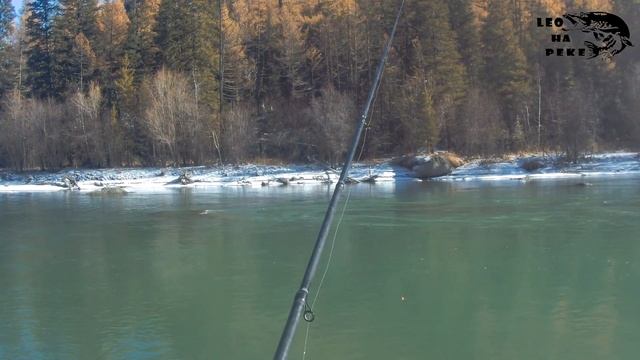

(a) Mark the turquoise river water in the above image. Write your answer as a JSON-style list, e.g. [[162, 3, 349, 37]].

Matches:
[[1, 176, 639, 359]]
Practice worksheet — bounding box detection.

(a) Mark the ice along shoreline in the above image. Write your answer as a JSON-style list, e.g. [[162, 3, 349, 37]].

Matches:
[[1, 152, 639, 193]]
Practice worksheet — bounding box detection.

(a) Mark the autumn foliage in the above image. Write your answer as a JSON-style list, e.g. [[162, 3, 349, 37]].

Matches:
[[0, 0, 638, 169]]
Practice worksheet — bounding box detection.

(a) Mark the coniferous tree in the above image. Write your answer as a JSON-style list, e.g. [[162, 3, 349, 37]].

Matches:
[[96, 0, 129, 165], [96, 0, 129, 104], [310, 0, 367, 95], [114, 54, 142, 162], [448, 0, 482, 82], [220, 2, 254, 103], [0, 0, 15, 98], [0, 0, 12, 46], [235, 0, 278, 113], [408, 0, 467, 149], [481, 0, 530, 149], [52, 0, 99, 93], [421, 84, 438, 152], [25, 0, 58, 98], [273, 2, 311, 99], [116, 0, 158, 163], [156, 0, 221, 161], [157, 0, 219, 117], [607, 0, 640, 146], [123, 0, 159, 84]]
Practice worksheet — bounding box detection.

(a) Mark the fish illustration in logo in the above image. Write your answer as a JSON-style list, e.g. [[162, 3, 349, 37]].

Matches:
[[562, 12, 633, 59]]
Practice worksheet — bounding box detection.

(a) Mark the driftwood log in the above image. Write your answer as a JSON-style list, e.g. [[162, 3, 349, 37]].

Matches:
[[166, 172, 195, 185]]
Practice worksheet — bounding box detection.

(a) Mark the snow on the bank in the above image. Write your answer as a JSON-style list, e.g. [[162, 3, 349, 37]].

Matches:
[[439, 152, 640, 182], [0, 163, 415, 193], [1, 152, 639, 193]]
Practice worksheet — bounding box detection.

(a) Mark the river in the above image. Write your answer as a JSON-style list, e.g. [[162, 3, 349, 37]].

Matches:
[[1, 176, 639, 359]]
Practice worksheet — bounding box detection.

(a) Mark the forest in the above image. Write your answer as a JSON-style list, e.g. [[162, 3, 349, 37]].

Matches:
[[0, 0, 638, 170]]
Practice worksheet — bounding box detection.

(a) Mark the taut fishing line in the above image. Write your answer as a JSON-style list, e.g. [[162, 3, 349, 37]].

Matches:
[[302, 185, 353, 360], [301, 47, 390, 360], [274, 1, 404, 358]]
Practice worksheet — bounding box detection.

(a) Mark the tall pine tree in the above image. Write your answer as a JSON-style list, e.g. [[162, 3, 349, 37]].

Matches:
[[220, 1, 254, 103], [123, 0, 159, 84], [448, 0, 482, 82], [0, 0, 15, 98], [25, 0, 58, 98], [481, 0, 530, 148], [156, 0, 220, 122], [96, 0, 129, 104], [0, 0, 12, 43], [407, 0, 467, 149], [52, 0, 99, 93]]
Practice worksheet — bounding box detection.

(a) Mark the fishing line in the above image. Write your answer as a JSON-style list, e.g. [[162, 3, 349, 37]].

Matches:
[[301, 318, 311, 360], [302, 179, 354, 360], [309, 56, 385, 310], [311, 186, 353, 307], [300, 12, 392, 359], [301, 77, 381, 358], [274, 1, 405, 358]]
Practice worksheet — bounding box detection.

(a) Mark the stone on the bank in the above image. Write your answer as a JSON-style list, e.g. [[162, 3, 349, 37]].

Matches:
[[520, 158, 546, 172], [411, 155, 453, 178]]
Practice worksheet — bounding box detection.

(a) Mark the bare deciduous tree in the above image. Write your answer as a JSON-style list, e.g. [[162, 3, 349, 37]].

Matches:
[[453, 88, 505, 156], [307, 86, 356, 166], [0, 90, 31, 170], [69, 82, 104, 166], [0, 90, 65, 170], [222, 103, 255, 163], [143, 68, 209, 165]]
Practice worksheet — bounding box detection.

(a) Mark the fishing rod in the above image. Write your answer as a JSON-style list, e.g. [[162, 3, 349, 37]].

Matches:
[[273, 1, 405, 359]]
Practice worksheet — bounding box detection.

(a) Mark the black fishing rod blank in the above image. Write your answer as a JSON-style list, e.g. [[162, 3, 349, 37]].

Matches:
[[273, 1, 405, 359]]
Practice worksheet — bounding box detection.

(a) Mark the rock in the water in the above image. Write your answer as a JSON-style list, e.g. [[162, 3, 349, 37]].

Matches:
[[575, 182, 593, 187], [411, 155, 452, 178], [361, 174, 379, 183], [345, 177, 360, 184], [275, 177, 289, 186], [90, 186, 127, 195]]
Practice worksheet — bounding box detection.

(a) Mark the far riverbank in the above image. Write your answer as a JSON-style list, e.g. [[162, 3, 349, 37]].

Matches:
[[1, 152, 638, 193]]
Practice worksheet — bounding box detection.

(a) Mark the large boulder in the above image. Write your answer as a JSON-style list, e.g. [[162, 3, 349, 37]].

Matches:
[[393, 151, 463, 167], [275, 177, 289, 186], [520, 159, 545, 172], [411, 154, 452, 178], [391, 154, 422, 169], [519, 158, 546, 172], [441, 152, 465, 168]]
